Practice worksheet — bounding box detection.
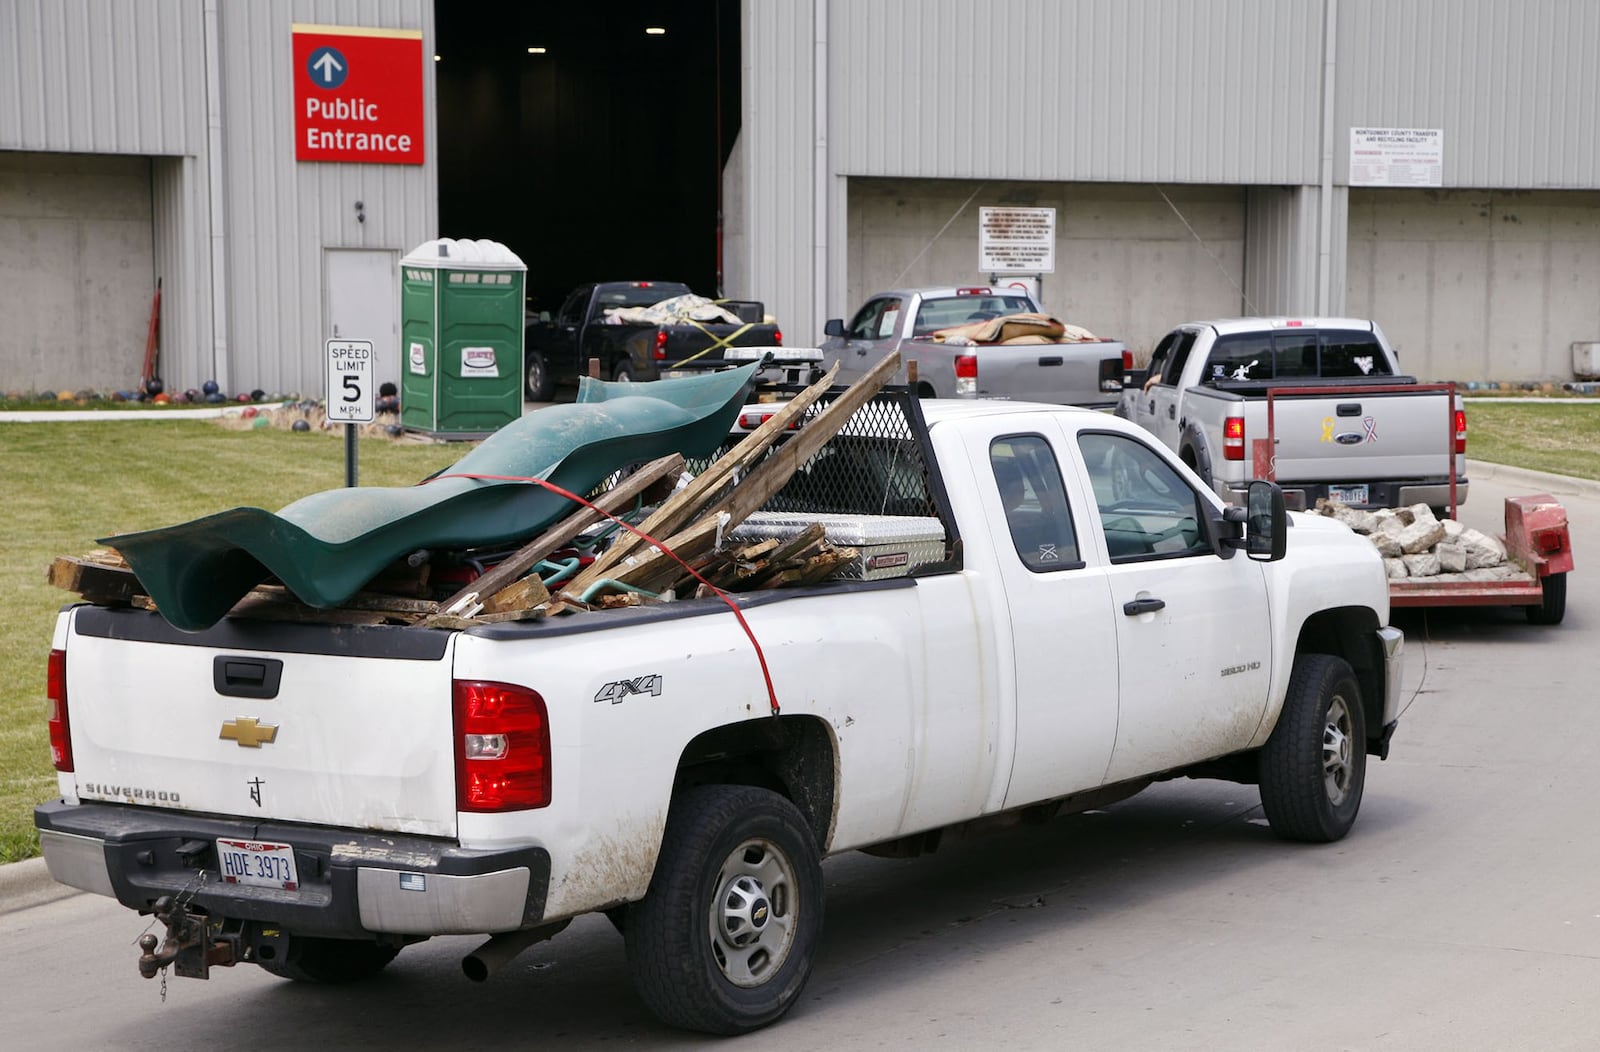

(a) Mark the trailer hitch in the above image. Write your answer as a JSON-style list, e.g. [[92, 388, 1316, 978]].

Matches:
[[136, 895, 239, 980]]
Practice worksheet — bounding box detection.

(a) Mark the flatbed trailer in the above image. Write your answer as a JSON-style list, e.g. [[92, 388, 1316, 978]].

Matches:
[[1388, 493, 1574, 624]]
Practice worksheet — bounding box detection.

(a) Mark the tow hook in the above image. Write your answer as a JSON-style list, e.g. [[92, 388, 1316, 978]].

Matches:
[[136, 895, 239, 980]]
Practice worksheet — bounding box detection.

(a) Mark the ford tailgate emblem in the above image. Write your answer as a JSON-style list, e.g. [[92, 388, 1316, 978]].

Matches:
[[1334, 432, 1363, 445]]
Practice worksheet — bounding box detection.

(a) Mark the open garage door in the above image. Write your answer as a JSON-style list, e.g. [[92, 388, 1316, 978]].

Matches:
[[433, 2, 741, 321], [0, 152, 154, 394]]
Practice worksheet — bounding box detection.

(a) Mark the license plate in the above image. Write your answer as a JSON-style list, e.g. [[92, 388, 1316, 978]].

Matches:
[[216, 839, 299, 890], [1329, 484, 1369, 505]]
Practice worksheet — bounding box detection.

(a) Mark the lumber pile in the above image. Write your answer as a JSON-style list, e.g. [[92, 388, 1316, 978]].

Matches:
[[48, 352, 905, 629]]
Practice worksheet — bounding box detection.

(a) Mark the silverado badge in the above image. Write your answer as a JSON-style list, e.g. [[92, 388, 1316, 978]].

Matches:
[[220, 717, 279, 748]]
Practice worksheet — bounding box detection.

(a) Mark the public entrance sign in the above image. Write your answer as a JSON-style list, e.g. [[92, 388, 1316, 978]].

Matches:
[[293, 24, 424, 165], [326, 339, 376, 423]]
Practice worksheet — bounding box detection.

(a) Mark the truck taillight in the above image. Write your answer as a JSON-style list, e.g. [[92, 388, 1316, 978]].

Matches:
[[1122, 349, 1133, 370], [773, 328, 783, 346], [1223, 416, 1245, 461], [1454, 408, 1467, 454], [954, 354, 977, 396], [48, 648, 72, 772], [454, 680, 551, 812], [955, 287, 991, 296], [653, 329, 668, 360]]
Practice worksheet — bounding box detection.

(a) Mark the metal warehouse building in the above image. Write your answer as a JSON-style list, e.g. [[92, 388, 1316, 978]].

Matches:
[[3, 0, 1598, 397]]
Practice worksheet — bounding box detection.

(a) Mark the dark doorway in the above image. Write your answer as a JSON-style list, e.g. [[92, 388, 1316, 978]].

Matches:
[[434, 2, 740, 318]]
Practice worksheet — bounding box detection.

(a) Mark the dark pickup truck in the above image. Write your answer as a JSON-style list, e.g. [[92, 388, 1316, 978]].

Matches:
[[524, 281, 783, 399]]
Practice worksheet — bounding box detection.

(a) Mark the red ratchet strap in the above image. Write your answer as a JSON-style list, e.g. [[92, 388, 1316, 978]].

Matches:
[[426, 472, 781, 715]]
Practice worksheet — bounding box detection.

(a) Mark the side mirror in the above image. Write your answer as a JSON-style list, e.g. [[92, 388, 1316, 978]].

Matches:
[[1245, 481, 1287, 561], [823, 318, 845, 338]]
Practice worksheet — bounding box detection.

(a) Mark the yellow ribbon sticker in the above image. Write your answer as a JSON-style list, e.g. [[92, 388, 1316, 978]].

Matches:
[[1320, 417, 1334, 443]]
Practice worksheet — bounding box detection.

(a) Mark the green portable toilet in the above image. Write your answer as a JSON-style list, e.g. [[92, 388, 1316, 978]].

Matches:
[[400, 238, 527, 438]]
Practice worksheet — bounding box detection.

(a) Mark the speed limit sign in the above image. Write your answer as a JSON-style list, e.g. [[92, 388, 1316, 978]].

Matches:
[[325, 339, 375, 423]]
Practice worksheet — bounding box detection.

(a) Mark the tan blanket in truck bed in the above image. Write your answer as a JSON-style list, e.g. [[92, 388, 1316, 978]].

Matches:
[[929, 311, 1100, 345]]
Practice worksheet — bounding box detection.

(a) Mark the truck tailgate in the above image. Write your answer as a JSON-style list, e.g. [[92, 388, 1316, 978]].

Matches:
[[1264, 387, 1456, 482], [63, 607, 459, 838], [970, 341, 1124, 406]]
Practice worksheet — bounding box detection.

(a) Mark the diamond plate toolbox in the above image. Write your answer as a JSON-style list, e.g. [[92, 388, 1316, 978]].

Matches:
[[729, 512, 947, 581]]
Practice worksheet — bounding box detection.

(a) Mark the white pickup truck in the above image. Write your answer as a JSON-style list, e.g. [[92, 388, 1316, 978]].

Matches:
[[820, 286, 1127, 408], [1119, 317, 1468, 513], [36, 394, 1404, 1035]]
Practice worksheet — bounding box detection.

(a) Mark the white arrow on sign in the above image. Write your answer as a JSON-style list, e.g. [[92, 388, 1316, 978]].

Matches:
[[312, 51, 344, 84]]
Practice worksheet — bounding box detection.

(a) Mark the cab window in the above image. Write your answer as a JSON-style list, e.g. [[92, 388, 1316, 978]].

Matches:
[[1319, 330, 1390, 378], [847, 298, 902, 340], [990, 436, 1081, 572], [1077, 432, 1211, 563]]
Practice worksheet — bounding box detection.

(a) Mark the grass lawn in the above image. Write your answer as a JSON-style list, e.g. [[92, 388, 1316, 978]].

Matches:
[[0, 400, 1595, 864], [1462, 400, 1600, 481], [0, 419, 462, 863]]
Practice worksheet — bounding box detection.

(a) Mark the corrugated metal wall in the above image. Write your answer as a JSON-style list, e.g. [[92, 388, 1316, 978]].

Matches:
[[828, 0, 1324, 185], [0, 0, 207, 155], [1337, 0, 1600, 188], [736, 0, 818, 357], [219, 0, 436, 394]]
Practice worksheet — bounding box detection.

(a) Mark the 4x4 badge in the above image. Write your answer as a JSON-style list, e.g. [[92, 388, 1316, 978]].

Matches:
[[220, 717, 279, 748]]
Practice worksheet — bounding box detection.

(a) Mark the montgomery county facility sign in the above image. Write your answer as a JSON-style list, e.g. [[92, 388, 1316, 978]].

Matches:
[[293, 24, 425, 165], [1349, 128, 1443, 187]]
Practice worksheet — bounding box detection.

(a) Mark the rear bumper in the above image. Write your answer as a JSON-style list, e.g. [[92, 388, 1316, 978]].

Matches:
[[35, 800, 550, 938], [1224, 478, 1468, 512]]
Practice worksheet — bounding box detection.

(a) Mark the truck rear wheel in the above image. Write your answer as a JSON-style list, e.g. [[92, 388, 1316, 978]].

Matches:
[[1526, 571, 1566, 625], [1258, 653, 1366, 843], [625, 785, 822, 1034], [255, 935, 399, 984], [613, 362, 636, 383]]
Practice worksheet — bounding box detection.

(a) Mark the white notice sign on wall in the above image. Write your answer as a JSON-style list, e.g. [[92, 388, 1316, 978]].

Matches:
[[1350, 128, 1444, 187], [979, 206, 1056, 273]]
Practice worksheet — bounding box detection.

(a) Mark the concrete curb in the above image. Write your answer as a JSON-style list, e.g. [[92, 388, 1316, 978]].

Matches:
[[0, 856, 76, 915], [1471, 460, 1600, 501], [0, 403, 289, 423]]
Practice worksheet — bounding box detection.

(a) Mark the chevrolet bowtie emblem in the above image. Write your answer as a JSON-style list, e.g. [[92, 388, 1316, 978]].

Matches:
[[220, 717, 279, 748]]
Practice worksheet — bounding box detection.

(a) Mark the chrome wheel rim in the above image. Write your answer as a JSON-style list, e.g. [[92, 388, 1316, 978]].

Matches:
[[1323, 694, 1355, 806], [708, 837, 798, 988]]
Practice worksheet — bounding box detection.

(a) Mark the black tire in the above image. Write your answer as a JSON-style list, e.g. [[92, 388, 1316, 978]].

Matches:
[[625, 785, 823, 1035], [1526, 571, 1566, 625], [613, 362, 636, 383], [255, 935, 399, 984], [1258, 653, 1367, 843], [525, 350, 551, 401]]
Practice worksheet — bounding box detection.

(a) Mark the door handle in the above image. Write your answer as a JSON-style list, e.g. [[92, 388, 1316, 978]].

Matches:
[[1122, 597, 1166, 616], [1147, 399, 1155, 414], [1166, 404, 1176, 419]]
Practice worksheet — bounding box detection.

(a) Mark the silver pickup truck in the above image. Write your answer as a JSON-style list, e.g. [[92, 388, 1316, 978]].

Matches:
[[1118, 317, 1467, 513], [820, 286, 1126, 408]]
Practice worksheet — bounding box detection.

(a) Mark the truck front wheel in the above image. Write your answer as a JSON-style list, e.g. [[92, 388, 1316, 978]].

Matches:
[[1258, 653, 1366, 843], [625, 785, 823, 1034], [254, 935, 399, 984], [525, 351, 552, 401]]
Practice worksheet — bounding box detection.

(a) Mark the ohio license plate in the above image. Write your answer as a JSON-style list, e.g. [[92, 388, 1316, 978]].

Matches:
[[1329, 484, 1369, 505], [216, 839, 299, 890]]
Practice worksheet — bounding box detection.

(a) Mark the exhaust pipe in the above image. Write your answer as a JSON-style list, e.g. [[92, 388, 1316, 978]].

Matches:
[[461, 920, 569, 982]]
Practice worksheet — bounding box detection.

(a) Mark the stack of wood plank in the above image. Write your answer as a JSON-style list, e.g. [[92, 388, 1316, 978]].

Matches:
[[47, 351, 904, 629]]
